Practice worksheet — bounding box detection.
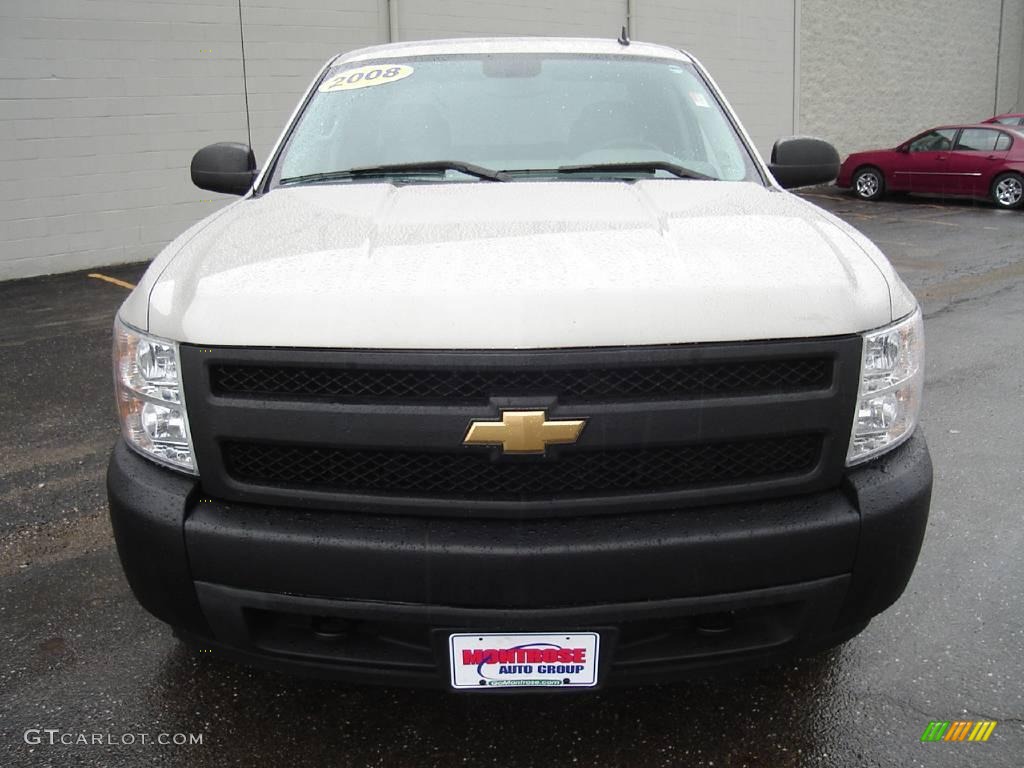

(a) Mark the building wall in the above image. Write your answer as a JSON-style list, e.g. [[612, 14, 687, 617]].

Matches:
[[395, 0, 626, 41], [240, 0, 384, 161], [0, 0, 381, 281], [384, 0, 797, 154], [1019, 4, 1024, 107], [0, 1, 246, 280], [633, 0, 796, 162], [799, 0, 1024, 156], [997, 0, 1024, 114], [1, 0, 1019, 281]]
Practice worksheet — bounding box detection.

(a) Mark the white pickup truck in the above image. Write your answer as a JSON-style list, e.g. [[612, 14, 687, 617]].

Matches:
[[107, 37, 931, 690]]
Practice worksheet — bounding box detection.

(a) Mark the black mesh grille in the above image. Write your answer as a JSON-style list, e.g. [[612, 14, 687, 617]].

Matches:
[[211, 358, 830, 404], [183, 338, 861, 514], [222, 435, 822, 500]]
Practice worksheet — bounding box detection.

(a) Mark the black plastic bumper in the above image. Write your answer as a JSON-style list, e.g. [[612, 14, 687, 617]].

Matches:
[[107, 434, 932, 688]]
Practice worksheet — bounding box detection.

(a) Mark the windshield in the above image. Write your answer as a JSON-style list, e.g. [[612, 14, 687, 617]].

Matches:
[[270, 53, 760, 185]]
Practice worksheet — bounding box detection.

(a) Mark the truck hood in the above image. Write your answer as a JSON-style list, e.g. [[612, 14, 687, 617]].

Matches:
[[127, 180, 910, 348]]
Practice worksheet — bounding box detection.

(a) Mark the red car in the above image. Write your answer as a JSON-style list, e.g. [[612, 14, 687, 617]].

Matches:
[[836, 124, 1024, 209], [984, 113, 1024, 126]]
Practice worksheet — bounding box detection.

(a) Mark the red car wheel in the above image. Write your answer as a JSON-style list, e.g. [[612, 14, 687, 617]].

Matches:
[[991, 172, 1024, 209], [853, 167, 884, 201]]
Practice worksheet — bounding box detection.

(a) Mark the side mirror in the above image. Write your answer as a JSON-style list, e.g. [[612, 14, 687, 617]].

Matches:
[[768, 136, 840, 189], [190, 142, 257, 195]]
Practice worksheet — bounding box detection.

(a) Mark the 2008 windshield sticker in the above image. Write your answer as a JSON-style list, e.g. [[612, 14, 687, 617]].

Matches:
[[319, 64, 414, 92]]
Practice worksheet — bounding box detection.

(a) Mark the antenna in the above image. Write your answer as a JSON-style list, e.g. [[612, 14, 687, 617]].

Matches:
[[617, 25, 630, 46], [237, 0, 253, 150]]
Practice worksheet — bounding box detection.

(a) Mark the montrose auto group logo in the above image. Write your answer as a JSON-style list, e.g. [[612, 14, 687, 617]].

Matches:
[[448, 633, 599, 689]]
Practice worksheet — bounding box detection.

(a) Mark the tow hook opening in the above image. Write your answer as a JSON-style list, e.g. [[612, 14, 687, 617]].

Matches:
[[695, 611, 736, 636], [310, 616, 352, 639]]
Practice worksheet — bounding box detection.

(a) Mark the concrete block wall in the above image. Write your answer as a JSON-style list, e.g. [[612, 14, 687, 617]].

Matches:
[[799, 0, 1024, 156], [0, 0, 382, 281], [0, 1, 247, 279], [395, 0, 626, 39], [997, 0, 1024, 114], [633, 0, 796, 162], [239, 0, 384, 161], [390, 0, 797, 155]]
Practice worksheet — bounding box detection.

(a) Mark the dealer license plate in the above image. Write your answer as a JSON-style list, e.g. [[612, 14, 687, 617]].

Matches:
[[448, 632, 600, 690]]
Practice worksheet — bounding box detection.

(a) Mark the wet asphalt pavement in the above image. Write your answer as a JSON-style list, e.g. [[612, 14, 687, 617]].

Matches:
[[1, 190, 1023, 767]]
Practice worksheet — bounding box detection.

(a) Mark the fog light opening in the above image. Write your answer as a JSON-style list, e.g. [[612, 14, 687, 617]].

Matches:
[[695, 611, 735, 636], [310, 616, 352, 639]]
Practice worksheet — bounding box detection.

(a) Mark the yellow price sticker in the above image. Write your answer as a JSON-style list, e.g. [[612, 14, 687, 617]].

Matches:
[[319, 64, 414, 92]]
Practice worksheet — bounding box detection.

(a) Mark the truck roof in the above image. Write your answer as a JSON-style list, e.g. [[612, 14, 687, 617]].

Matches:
[[337, 36, 693, 66]]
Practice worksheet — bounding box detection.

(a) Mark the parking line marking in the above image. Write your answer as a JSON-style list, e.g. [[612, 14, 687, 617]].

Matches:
[[800, 192, 848, 202], [88, 273, 136, 290], [910, 218, 959, 227]]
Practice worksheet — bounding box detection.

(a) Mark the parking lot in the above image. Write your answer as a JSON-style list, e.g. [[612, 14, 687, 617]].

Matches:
[[1, 189, 1022, 767]]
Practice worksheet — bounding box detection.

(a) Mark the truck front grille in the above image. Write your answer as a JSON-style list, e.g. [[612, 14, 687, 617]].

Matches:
[[222, 435, 822, 500], [180, 339, 862, 517]]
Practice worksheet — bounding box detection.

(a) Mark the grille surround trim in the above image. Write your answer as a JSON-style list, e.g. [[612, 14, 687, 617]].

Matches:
[[180, 338, 862, 517]]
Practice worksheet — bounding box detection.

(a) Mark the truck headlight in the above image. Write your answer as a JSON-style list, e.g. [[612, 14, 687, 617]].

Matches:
[[113, 318, 197, 473], [847, 308, 924, 466]]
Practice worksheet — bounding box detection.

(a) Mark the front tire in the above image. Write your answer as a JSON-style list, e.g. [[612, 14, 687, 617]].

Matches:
[[853, 166, 884, 201], [991, 172, 1024, 209]]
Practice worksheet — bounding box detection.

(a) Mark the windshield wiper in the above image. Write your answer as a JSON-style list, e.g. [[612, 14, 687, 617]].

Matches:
[[280, 161, 508, 186], [554, 161, 715, 181]]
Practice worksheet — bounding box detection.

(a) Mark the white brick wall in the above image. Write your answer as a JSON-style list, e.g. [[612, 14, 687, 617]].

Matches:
[[393, 0, 797, 156], [395, 0, 626, 39], [0, 0, 249, 280], [239, 0, 383, 160], [997, 0, 1024, 113], [2, 0, 1022, 280], [633, 0, 796, 157], [799, 0, 1023, 156], [0, 0, 381, 280]]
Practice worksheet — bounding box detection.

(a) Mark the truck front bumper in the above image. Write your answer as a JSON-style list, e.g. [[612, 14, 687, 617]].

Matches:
[[107, 433, 931, 689]]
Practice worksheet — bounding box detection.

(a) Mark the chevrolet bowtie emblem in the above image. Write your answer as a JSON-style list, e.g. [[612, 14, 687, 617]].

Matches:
[[463, 410, 586, 454]]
